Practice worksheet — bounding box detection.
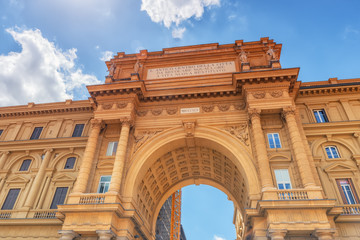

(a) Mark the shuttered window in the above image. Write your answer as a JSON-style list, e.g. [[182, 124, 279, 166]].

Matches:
[[2, 189, 20, 210], [30, 127, 43, 140], [72, 124, 84, 137], [19, 159, 31, 171], [50, 187, 68, 209]]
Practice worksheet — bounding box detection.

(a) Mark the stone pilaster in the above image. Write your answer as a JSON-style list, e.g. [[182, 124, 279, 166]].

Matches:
[[96, 230, 115, 240], [248, 108, 275, 190], [0, 151, 10, 170], [108, 120, 131, 194], [58, 230, 79, 240], [72, 119, 102, 194], [282, 106, 316, 188], [267, 229, 287, 240], [23, 148, 53, 209]]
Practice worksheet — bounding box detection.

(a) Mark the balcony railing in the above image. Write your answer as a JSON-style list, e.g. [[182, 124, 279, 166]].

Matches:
[[342, 204, 360, 215], [79, 194, 106, 204], [31, 210, 57, 219], [0, 211, 12, 219], [0, 209, 57, 219], [277, 189, 309, 200]]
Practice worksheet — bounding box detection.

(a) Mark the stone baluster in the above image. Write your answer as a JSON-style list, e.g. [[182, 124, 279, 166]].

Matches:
[[248, 108, 275, 190], [72, 119, 102, 194], [282, 106, 316, 188], [0, 151, 10, 170], [108, 120, 131, 194], [23, 148, 53, 209]]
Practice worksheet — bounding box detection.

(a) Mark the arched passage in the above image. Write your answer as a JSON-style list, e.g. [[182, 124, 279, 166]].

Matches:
[[123, 126, 261, 237]]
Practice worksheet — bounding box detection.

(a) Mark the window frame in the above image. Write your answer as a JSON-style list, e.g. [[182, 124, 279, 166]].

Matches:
[[274, 169, 292, 190], [336, 178, 359, 204], [19, 159, 32, 171], [1, 188, 20, 210], [97, 175, 111, 193], [30, 127, 43, 140], [313, 109, 329, 123], [0, 129, 3, 137], [106, 141, 118, 156], [267, 133, 282, 149], [50, 187, 69, 209], [64, 157, 76, 170], [72, 124, 85, 137], [325, 146, 341, 159]]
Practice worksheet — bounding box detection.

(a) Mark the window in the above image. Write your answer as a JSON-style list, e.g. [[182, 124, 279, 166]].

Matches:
[[19, 159, 31, 171], [267, 133, 281, 149], [64, 157, 76, 169], [50, 187, 68, 209], [336, 179, 359, 204], [274, 169, 292, 189], [325, 146, 340, 159], [0, 129, 3, 137], [313, 109, 329, 123], [97, 176, 111, 193], [72, 124, 84, 137], [2, 189, 20, 210], [30, 127, 43, 140], [106, 142, 118, 156]]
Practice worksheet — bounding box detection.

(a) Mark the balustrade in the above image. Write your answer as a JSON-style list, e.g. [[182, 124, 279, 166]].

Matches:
[[79, 194, 106, 204]]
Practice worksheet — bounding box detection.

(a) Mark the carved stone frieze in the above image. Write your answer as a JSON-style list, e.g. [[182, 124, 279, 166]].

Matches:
[[117, 102, 128, 109], [218, 104, 230, 112], [223, 124, 249, 146], [136, 110, 148, 117], [151, 109, 163, 116], [166, 108, 178, 115], [134, 130, 162, 153], [233, 103, 245, 110], [270, 90, 283, 98], [252, 91, 266, 99], [102, 103, 113, 110], [202, 105, 214, 113]]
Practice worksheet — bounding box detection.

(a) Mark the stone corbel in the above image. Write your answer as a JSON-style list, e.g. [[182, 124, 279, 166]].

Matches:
[[182, 120, 196, 138], [352, 155, 360, 168]]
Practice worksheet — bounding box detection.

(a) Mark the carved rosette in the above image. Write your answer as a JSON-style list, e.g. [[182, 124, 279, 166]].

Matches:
[[223, 124, 249, 146], [136, 110, 148, 117], [218, 104, 230, 112], [252, 91, 266, 99], [117, 102, 128, 109], [151, 109, 163, 116], [202, 105, 214, 113], [102, 103, 112, 110], [270, 90, 283, 98], [166, 108, 178, 115], [134, 130, 162, 153], [234, 103, 245, 110]]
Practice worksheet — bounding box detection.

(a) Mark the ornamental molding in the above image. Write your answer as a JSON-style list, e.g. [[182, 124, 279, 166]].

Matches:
[[270, 90, 283, 98], [133, 130, 163, 153], [218, 104, 230, 112], [136, 110, 148, 117], [166, 108, 178, 115], [223, 124, 249, 146], [151, 109, 163, 116], [202, 105, 214, 113], [252, 91, 266, 99]]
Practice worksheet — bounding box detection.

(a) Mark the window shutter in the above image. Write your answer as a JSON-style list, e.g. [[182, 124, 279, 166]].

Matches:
[[50, 187, 68, 209]]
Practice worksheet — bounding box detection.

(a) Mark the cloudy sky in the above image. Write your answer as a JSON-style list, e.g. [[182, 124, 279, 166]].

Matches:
[[1, 0, 360, 239]]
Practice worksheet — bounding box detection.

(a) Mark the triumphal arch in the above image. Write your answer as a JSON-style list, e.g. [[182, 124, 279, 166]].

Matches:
[[0, 38, 360, 239]]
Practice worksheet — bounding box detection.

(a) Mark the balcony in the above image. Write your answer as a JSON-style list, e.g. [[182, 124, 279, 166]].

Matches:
[[0, 209, 57, 219], [341, 204, 360, 215]]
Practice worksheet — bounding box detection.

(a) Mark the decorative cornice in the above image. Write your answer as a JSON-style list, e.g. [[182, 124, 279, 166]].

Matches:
[[0, 106, 92, 118], [299, 84, 360, 96]]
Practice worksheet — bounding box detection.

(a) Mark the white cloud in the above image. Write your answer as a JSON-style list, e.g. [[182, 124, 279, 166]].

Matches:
[[141, 0, 220, 28], [172, 27, 186, 39], [213, 235, 226, 240], [100, 50, 114, 61], [0, 27, 101, 107], [343, 26, 360, 39]]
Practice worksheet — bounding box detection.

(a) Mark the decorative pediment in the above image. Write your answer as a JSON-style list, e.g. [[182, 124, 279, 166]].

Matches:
[[97, 161, 114, 169], [269, 153, 291, 162], [7, 175, 29, 183], [52, 174, 76, 182], [323, 162, 357, 173]]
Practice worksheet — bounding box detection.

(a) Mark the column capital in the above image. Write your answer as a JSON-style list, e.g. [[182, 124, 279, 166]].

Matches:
[[248, 108, 261, 120], [96, 230, 115, 240], [1, 151, 10, 156], [58, 230, 80, 240], [43, 148, 54, 154], [267, 229, 287, 240], [90, 118, 103, 128], [120, 117, 134, 127], [281, 106, 296, 118]]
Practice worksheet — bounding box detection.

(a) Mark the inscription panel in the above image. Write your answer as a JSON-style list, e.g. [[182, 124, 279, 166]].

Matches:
[[147, 61, 236, 80]]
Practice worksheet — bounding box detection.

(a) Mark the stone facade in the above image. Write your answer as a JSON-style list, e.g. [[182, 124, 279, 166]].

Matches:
[[0, 38, 359, 239]]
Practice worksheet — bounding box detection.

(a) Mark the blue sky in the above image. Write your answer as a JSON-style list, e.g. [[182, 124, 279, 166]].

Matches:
[[1, 0, 360, 239]]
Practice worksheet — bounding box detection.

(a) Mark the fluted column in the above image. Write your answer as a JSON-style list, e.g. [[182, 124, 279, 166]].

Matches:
[[282, 106, 315, 188], [23, 149, 53, 209], [268, 229, 287, 240], [108, 120, 131, 194], [72, 119, 102, 194], [248, 108, 274, 190], [0, 151, 10, 170]]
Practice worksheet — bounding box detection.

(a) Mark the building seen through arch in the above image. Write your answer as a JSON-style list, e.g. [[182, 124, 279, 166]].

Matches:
[[0, 38, 360, 239]]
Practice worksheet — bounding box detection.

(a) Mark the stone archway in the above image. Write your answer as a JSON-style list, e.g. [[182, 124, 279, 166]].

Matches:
[[123, 126, 261, 238]]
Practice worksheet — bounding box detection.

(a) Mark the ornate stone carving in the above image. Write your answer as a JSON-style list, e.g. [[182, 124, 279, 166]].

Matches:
[[270, 90, 283, 98], [234, 103, 245, 110], [117, 102, 128, 109], [102, 103, 112, 110], [166, 108, 178, 115], [238, 50, 248, 63], [151, 109, 163, 116], [202, 105, 214, 113], [223, 124, 249, 146], [267, 46, 278, 60], [281, 106, 296, 119], [108, 62, 116, 77], [136, 110, 148, 117], [252, 91, 266, 99], [134, 59, 142, 73], [218, 104, 230, 112], [90, 118, 103, 128], [248, 108, 261, 120], [134, 130, 162, 153], [182, 120, 196, 137]]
